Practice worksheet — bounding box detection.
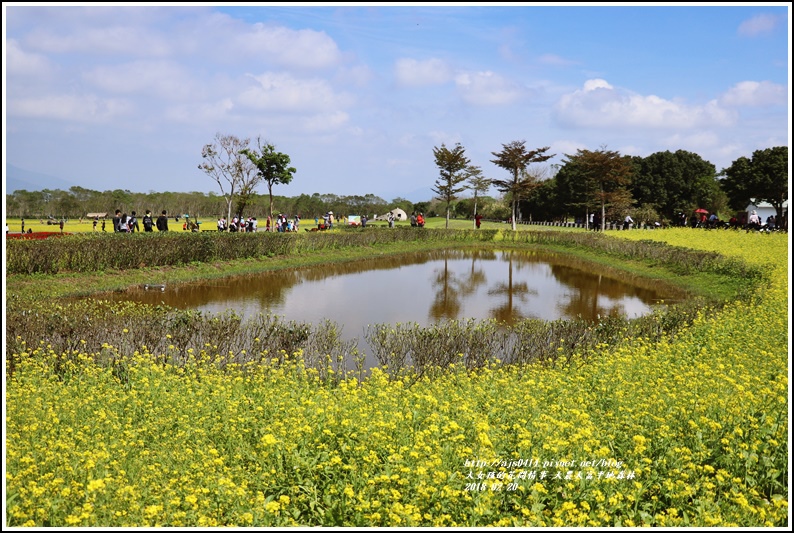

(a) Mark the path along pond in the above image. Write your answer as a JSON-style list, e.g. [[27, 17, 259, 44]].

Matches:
[[98, 248, 689, 370]]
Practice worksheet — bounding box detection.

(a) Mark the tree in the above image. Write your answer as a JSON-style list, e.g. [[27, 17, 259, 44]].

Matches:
[[631, 150, 718, 219], [720, 146, 788, 221], [559, 147, 634, 231], [466, 165, 491, 228], [241, 137, 297, 222], [521, 176, 564, 222], [432, 143, 471, 229], [490, 141, 554, 230], [554, 159, 598, 226], [199, 133, 257, 228]]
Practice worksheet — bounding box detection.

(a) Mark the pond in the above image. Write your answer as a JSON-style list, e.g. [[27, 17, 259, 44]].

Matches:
[[101, 248, 688, 367]]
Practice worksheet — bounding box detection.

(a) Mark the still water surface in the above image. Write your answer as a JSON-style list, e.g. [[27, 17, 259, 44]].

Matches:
[[108, 248, 686, 336]]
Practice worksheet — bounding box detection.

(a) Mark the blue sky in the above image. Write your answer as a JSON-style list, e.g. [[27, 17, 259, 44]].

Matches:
[[3, 3, 790, 202]]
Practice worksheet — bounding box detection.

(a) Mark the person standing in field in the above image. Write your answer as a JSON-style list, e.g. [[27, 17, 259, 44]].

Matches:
[[475, 213, 483, 229], [623, 214, 634, 230], [112, 210, 122, 233], [128, 211, 140, 232], [21, 218, 25, 233], [747, 210, 761, 232], [59, 219, 64, 233], [101, 218, 106, 232], [156, 210, 169, 231], [143, 210, 155, 232], [93, 217, 98, 232], [416, 213, 425, 227]]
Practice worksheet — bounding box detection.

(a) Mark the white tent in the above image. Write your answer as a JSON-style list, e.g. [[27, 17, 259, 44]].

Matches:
[[376, 208, 408, 221]]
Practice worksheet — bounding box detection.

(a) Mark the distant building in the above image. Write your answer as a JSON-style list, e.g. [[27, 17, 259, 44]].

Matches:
[[745, 199, 787, 223]]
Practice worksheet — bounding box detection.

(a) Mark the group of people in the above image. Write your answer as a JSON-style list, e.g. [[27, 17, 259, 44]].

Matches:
[[217, 216, 260, 232], [745, 211, 784, 232], [112, 209, 170, 233], [409, 212, 425, 227], [675, 210, 787, 232], [269, 214, 300, 232]]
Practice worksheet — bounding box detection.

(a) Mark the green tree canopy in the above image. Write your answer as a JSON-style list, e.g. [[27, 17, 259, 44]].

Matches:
[[466, 165, 491, 228], [719, 146, 788, 220], [432, 143, 471, 229], [631, 150, 718, 218], [559, 146, 634, 230], [241, 137, 297, 221], [490, 141, 553, 230]]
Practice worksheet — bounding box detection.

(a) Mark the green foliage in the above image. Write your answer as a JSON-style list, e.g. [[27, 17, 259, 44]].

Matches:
[[432, 143, 471, 229], [558, 147, 634, 229], [630, 150, 718, 218], [491, 142, 554, 230], [241, 137, 297, 220], [719, 146, 788, 218]]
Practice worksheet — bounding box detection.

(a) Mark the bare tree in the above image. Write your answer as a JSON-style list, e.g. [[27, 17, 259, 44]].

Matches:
[[198, 133, 257, 229]]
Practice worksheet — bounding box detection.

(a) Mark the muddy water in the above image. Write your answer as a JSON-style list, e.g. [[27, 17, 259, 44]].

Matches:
[[103, 248, 686, 346]]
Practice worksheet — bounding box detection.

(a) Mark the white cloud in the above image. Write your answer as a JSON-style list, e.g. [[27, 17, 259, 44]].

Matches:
[[232, 23, 342, 70], [394, 58, 453, 87], [719, 80, 787, 107], [455, 71, 524, 105], [27, 25, 172, 57], [554, 79, 737, 129], [165, 98, 234, 124], [738, 13, 782, 37], [583, 78, 612, 91], [337, 64, 374, 87], [551, 140, 588, 158], [6, 39, 53, 78], [662, 131, 721, 150], [9, 94, 133, 122], [238, 72, 352, 114], [300, 111, 350, 133], [83, 60, 196, 100]]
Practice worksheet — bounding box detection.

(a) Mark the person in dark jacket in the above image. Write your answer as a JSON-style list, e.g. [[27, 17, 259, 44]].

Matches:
[[156, 210, 169, 231], [112, 209, 122, 233]]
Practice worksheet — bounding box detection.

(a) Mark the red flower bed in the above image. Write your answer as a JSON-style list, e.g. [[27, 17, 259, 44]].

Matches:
[[6, 232, 72, 240]]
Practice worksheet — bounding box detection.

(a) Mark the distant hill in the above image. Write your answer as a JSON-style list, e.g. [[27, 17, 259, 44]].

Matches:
[[5, 164, 75, 193], [381, 185, 435, 204]]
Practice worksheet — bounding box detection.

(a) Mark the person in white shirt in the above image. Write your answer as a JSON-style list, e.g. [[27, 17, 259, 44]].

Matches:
[[623, 214, 634, 230]]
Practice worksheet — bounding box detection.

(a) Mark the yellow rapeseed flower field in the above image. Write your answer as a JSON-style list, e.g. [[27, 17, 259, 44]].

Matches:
[[5, 229, 788, 526]]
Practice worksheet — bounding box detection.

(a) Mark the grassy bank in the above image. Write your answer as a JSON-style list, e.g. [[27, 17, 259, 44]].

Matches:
[[5, 229, 788, 526]]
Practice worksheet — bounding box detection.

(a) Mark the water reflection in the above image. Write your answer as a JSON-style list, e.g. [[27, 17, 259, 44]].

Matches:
[[100, 248, 686, 330]]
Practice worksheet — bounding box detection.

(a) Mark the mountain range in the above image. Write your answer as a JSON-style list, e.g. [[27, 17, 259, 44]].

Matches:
[[5, 164, 75, 193]]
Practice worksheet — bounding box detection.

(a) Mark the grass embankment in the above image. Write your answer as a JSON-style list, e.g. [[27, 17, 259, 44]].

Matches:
[[5, 229, 789, 526]]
